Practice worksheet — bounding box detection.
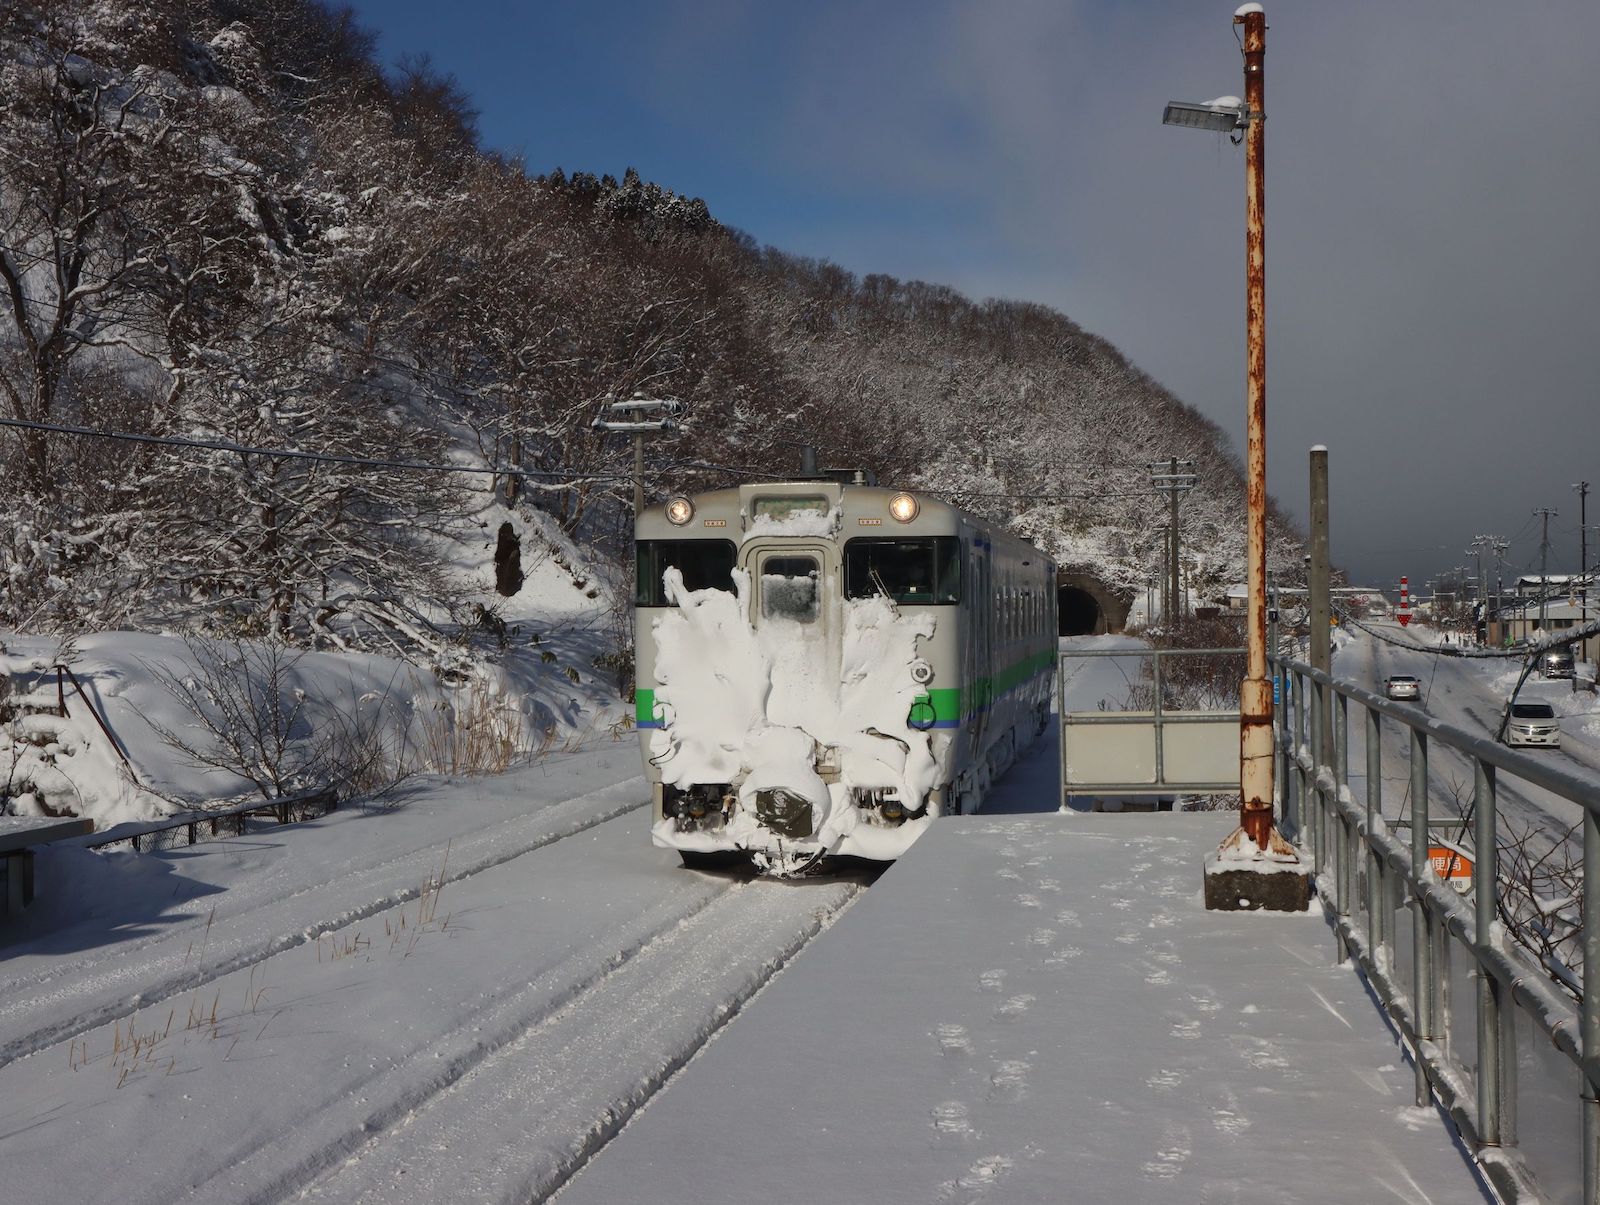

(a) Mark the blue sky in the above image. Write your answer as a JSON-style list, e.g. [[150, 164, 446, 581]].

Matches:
[[348, 0, 1600, 588]]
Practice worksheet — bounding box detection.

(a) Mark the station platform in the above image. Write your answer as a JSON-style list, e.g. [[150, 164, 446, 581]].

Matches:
[[559, 813, 1489, 1204]]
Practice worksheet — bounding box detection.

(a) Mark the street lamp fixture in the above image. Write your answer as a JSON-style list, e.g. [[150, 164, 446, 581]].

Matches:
[[1161, 98, 1247, 139]]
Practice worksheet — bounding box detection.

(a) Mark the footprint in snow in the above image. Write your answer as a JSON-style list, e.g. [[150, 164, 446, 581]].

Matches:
[[1054, 909, 1082, 928], [988, 1059, 1031, 1101], [1141, 1124, 1193, 1181], [996, 867, 1022, 882], [1147, 1066, 1185, 1091], [1044, 946, 1083, 966], [941, 1154, 1015, 1201], [994, 993, 1035, 1020], [1171, 1019, 1203, 1041], [937, 1023, 974, 1056], [1015, 894, 1043, 909], [978, 969, 1007, 993], [1034, 877, 1061, 893], [931, 1100, 972, 1136], [1025, 927, 1056, 947], [1205, 1083, 1252, 1136], [1144, 966, 1172, 986]]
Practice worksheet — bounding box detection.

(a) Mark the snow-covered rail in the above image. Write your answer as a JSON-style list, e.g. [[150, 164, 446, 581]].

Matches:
[[0, 789, 861, 1205], [0, 771, 650, 1067]]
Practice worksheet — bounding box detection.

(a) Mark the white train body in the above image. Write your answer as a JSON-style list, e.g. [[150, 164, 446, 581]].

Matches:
[[634, 479, 1055, 868]]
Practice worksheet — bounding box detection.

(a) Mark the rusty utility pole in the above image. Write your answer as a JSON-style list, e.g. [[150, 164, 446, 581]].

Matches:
[[1234, 4, 1280, 853], [1170, 5, 1305, 908]]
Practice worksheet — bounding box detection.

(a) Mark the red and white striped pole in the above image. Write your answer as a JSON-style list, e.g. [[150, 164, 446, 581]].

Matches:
[[1398, 575, 1411, 627]]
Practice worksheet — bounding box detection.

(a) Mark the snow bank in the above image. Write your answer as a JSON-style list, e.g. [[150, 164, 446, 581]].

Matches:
[[647, 569, 938, 860], [1, 623, 629, 830]]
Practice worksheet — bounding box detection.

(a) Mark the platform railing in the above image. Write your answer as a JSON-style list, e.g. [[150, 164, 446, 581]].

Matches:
[[1057, 646, 1245, 801], [1272, 652, 1600, 1205]]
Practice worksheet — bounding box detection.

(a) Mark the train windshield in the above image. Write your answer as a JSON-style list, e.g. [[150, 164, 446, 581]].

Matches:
[[760, 555, 821, 623], [844, 537, 961, 605], [635, 539, 737, 606]]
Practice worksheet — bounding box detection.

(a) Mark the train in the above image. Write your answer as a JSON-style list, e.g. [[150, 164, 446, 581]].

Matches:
[[634, 468, 1056, 874]]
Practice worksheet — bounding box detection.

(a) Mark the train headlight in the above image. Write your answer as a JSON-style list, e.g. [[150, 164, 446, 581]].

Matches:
[[665, 497, 695, 526], [909, 658, 934, 685], [888, 492, 919, 523]]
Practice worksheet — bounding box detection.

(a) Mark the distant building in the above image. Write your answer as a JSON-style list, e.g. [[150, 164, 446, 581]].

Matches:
[[1487, 596, 1598, 664]]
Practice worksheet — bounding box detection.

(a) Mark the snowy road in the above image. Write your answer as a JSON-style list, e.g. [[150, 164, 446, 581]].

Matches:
[[0, 757, 863, 1205], [1332, 622, 1600, 844]]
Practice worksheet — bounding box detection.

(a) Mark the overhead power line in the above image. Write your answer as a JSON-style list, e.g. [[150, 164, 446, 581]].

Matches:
[[0, 416, 636, 483]]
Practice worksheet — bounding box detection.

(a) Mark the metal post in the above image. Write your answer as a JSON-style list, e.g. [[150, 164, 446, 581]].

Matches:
[[1474, 757, 1511, 1148], [1310, 448, 1332, 756], [1366, 705, 1382, 961], [1336, 692, 1353, 927], [1584, 790, 1600, 1203], [1234, 3, 1275, 853], [1409, 727, 1433, 1107], [1058, 651, 1070, 811]]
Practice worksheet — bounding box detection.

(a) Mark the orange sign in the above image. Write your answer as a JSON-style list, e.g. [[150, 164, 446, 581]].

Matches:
[[1428, 845, 1473, 892]]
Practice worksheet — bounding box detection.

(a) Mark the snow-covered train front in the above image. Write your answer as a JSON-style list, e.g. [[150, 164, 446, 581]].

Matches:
[[635, 474, 1056, 873]]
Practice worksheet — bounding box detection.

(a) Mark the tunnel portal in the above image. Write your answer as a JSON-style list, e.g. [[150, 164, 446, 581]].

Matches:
[[1056, 571, 1132, 637]]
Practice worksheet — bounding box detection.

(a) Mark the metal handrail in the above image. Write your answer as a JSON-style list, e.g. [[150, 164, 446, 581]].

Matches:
[[1059, 646, 1245, 799], [1272, 652, 1600, 1205], [83, 787, 339, 853]]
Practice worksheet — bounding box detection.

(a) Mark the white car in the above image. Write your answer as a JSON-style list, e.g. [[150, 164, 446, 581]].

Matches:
[[1384, 674, 1421, 701], [1503, 701, 1560, 748]]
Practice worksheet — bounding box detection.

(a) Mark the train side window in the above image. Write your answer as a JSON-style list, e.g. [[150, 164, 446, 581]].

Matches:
[[843, 537, 961, 604], [761, 556, 821, 623], [635, 539, 737, 606]]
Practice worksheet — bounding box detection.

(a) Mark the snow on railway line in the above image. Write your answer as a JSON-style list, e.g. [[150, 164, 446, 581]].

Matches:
[[0, 761, 650, 1067], [0, 778, 864, 1205]]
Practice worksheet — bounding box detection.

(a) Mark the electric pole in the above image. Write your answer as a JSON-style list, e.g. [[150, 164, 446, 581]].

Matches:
[[1149, 458, 1196, 624], [1575, 481, 1590, 616], [591, 397, 683, 515], [1535, 507, 1558, 628]]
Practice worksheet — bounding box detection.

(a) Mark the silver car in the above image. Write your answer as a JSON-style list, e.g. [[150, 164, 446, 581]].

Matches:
[[1503, 701, 1560, 748], [1384, 674, 1421, 701]]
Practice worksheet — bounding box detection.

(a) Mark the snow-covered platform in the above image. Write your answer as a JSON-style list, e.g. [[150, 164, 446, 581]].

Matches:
[[561, 813, 1489, 1203]]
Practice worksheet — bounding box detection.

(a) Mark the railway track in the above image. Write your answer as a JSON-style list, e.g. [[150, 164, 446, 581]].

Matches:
[[0, 773, 868, 1205], [214, 876, 861, 1205], [0, 772, 649, 1067]]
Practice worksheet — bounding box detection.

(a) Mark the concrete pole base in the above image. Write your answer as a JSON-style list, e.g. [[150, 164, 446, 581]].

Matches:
[[1203, 829, 1312, 912]]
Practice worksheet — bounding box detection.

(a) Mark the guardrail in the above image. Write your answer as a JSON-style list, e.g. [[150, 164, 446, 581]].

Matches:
[[1272, 652, 1600, 1205], [84, 788, 340, 854], [1058, 646, 1245, 801]]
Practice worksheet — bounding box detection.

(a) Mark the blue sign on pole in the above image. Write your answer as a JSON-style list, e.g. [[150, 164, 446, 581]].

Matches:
[[1273, 674, 1282, 706]]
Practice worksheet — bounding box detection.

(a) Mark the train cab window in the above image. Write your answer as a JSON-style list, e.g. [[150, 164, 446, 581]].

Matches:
[[844, 537, 961, 604], [761, 556, 821, 623], [635, 539, 737, 606]]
